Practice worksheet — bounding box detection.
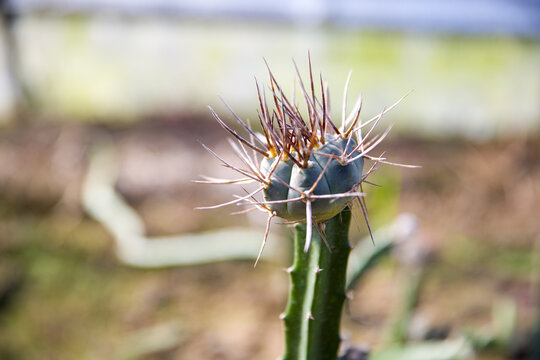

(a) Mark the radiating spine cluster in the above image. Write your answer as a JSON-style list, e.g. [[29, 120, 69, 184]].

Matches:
[[198, 58, 414, 263]]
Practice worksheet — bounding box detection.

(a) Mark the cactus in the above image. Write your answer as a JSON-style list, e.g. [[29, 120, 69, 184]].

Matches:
[[199, 58, 414, 360]]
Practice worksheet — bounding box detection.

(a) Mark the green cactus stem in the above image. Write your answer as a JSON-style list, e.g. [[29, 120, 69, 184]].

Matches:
[[283, 209, 352, 360]]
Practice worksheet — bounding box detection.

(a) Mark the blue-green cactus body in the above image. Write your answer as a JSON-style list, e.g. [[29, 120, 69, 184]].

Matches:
[[261, 135, 364, 222]]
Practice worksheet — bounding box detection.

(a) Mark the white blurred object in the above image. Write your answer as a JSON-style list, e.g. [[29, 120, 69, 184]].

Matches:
[[82, 143, 282, 268]]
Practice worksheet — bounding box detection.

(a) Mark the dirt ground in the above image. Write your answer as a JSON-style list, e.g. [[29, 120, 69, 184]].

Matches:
[[0, 118, 539, 359]]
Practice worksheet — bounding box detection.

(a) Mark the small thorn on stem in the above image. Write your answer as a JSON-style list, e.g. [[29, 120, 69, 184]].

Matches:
[[304, 200, 313, 252]]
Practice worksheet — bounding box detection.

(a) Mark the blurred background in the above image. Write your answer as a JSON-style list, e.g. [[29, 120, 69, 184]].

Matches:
[[0, 0, 539, 359]]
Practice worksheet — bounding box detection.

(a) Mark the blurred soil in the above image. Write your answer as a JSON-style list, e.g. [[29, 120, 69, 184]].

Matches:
[[0, 117, 539, 359]]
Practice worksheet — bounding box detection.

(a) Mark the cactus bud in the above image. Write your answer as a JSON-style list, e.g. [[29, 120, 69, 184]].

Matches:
[[261, 134, 364, 222], [198, 58, 414, 258]]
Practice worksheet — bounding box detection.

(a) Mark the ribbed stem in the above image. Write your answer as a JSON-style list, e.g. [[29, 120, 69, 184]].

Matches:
[[282, 209, 352, 360]]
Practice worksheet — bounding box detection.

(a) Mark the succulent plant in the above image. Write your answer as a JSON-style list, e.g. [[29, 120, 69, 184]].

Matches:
[[199, 57, 413, 360]]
